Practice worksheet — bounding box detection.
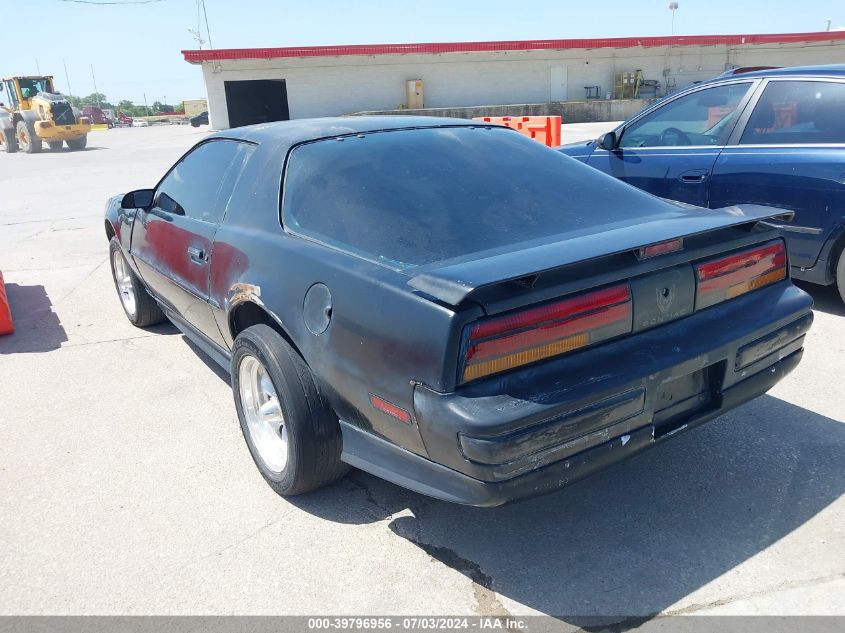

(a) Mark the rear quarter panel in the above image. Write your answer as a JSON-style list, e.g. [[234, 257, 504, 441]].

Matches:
[[210, 144, 472, 457]]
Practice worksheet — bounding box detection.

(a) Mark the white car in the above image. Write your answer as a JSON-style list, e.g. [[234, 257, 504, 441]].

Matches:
[[131, 119, 150, 127]]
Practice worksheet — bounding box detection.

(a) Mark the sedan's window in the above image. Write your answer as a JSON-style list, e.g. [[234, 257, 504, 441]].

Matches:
[[283, 126, 666, 269], [740, 80, 845, 145], [155, 140, 254, 224], [619, 82, 752, 148]]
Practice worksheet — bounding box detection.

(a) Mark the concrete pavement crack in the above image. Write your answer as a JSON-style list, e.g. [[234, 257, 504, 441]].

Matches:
[[347, 475, 513, 618], [388, 514, 514, 619], [347, 473, 392, 519], [55, 256, 109, 305], [164, 508, 299, 577], [664, 571, 845, 615]]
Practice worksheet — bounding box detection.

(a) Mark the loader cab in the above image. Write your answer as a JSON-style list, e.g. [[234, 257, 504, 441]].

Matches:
[[0, 80, 20, 110], [1, 76, 55, 111]]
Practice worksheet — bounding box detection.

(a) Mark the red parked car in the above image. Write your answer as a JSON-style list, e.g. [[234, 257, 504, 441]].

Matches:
[[81, 106, 113, 128]]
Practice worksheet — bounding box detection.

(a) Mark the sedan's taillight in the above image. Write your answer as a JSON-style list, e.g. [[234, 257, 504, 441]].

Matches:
[[461, 284, 633, 383], [695, 240, 787, 309]]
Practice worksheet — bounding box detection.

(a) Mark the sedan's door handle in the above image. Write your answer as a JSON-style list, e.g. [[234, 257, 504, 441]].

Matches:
[[187, 246, 206, 264]]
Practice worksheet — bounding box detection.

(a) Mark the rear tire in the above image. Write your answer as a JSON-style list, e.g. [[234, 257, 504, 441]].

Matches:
[[16, 120, 41, 153], [66, 135, 87, 151], [48, 141, 63, 151], [2, 128, 17, 153], [108, 238, 165, 327], [232, 324, 349, 497], [836, 249, 845, 304]]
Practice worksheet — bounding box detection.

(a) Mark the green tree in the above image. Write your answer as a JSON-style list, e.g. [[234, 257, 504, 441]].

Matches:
[[81, 92, 112, 109]]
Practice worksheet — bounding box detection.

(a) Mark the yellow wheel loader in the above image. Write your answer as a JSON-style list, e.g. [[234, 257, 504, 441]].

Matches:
[[0, 76, 91, 153]]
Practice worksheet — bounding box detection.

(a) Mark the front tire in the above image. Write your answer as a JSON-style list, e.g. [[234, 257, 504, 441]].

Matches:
[[232, 324, 348, 497], [108, 239, 165, 327], [2, 127, 18, 153], [16, 120, 41, 153], [66, 135, 87, 151]]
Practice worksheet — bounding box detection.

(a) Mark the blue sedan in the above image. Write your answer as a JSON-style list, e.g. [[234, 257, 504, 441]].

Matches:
[[559, 64, 845, 303]]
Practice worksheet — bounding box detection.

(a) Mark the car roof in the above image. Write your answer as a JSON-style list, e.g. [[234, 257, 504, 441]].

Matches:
[[710, 63, 845, 82], [206, 116, 496, 146]]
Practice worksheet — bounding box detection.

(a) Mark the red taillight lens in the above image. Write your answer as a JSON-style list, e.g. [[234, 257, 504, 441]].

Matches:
[[461, 284, 633, 383], [695, 240, 787, 309]]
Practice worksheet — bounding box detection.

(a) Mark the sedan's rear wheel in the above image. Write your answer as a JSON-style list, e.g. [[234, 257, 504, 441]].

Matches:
[[108, 238, 165, 327], [836, 248, 845, 304], [232, 324, 348, 496], [239, 355, 289, 473]]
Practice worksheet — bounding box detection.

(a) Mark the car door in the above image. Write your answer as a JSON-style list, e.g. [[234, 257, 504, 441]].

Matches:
[[710, 77, 845, 273], [588, 81, 757, 207], [130, 139, 254, 344]]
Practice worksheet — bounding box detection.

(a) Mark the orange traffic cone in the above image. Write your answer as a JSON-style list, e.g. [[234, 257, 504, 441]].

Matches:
[[0, 271, 14, 336]]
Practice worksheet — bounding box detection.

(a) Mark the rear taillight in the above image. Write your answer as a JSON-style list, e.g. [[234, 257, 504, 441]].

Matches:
[[695, 240, 787, 309], [461, 284, 632, 383]]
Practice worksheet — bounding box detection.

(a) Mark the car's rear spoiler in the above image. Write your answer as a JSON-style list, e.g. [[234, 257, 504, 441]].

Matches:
[[407, 205, 793, 306]]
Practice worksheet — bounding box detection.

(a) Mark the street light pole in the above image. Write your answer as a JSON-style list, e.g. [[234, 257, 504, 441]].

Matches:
[[669, 2, 679, 35]]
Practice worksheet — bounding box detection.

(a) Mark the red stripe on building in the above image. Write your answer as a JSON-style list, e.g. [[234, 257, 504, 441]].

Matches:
[[182, 31, 845, 63]]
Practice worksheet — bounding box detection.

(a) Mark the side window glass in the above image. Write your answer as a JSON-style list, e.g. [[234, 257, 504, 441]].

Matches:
[[155, 140, 254, 223], [740, 80, 845, 145], [619, 82, 752, 148]]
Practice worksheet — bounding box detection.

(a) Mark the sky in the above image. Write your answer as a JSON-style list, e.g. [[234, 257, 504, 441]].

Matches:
[[2, 0, 844, 106]]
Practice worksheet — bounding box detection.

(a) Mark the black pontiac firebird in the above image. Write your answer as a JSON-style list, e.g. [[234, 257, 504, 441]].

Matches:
[[105, 116, 813, 506]]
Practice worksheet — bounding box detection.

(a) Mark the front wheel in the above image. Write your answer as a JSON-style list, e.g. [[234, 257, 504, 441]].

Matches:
[[232, 324, 349, 496], [66, 135, 87, 151], [16, 120, 41, 153], [109, 239, 165, 327]]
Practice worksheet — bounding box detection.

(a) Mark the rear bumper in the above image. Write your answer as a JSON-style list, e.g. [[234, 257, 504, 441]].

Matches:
[[341, 283, 813, 506]]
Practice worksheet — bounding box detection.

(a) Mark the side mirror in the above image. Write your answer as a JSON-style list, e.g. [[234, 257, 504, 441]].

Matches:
[[121, 189, 154, 210], [597, 131, 618, 151]]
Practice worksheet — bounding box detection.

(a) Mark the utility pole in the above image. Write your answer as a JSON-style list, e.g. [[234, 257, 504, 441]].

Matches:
[[91, 64, 101, 109], [143, 92, 149, 116], [201, 0, 213, 49], [35, 59, 41, 75], [668, 2, 679, 35], [63, 59, 73, 97]]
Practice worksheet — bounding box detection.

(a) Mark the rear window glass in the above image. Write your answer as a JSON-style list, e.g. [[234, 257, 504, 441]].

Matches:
[[282, 126, 653, 269]]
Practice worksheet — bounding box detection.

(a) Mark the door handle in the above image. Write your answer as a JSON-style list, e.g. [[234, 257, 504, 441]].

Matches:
[[187, 246, 206, 264], [679, 171, 708, 183]]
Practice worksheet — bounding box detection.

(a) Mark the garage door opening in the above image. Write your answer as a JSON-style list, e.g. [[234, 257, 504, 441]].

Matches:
[[224, 79, 290, 128]]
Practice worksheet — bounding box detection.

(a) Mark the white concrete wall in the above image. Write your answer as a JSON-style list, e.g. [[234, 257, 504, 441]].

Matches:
[[199, 40, 845, 129]]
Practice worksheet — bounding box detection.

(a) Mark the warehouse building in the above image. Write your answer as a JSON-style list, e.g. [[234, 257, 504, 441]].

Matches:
[[183, 31, 845, 129]]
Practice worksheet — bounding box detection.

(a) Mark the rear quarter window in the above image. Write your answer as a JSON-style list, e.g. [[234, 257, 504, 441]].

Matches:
[[281, 126, 660, 269], [740, 80, 845, 145]]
